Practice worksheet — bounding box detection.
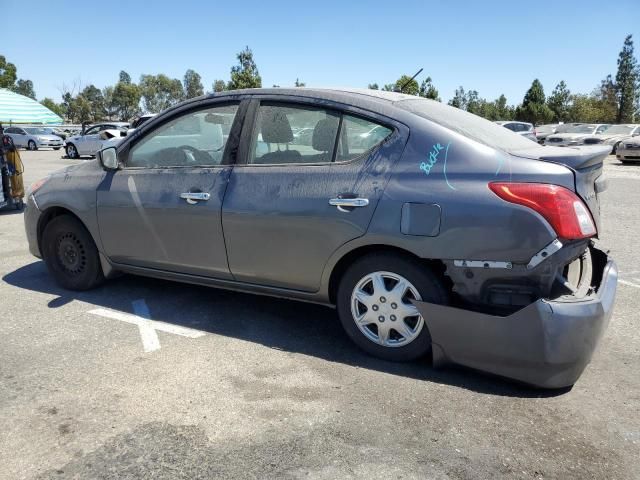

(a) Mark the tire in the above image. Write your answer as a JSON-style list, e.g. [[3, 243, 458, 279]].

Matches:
[[53, 147, 61, 151], [66, 143, 79, 159], [336, 252, 449, 362], [27, 140, 37, 151], [42, 215, 104, 290], [14, 199, 24, 211]]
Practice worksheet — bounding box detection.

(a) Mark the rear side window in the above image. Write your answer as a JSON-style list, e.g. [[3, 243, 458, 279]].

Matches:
[[248, 104, 392, 165], [337, 115, 392, 161], [249, 104, 340, 164]]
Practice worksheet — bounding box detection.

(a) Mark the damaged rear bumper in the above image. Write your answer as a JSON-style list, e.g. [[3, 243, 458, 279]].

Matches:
[[414, 247, 618, 388]]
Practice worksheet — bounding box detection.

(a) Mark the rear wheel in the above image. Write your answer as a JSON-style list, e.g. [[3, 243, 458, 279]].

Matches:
[[27, 140, 37, 151], [42, 215, 104, 290], [336, 253, 449, 361]]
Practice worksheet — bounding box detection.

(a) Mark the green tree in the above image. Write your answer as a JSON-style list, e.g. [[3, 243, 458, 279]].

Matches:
[[183, 69, 204, 99], [448, 86, 467, 109], [568, 94, 604, 123], [294, 78, 306, 87], [382, 84, 395, 91], [615, 34, 639, 122], [212, 79, 227, 92], [112, 81, 141, 120], [493, 94, 515, 120], [596, 75, 619, 123], [367, 83, 379, 90], [139, 74, 184, 113], [547, 81, 572, 122], [119, 70, 132, 84], [13, 79, 36, 99], [0, 55, 17, 88], [516, 79, 554, 124], [40, 98, 66, 118], [394, 75, 419, 95], [228, 46, 262, 90], [102, 86, 115, 119], [418, 77, 440, 101], [80, 84, 105, 121]]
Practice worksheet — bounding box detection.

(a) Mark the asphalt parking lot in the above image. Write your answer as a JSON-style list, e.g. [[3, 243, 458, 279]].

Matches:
[[1, 149, 639, 480]]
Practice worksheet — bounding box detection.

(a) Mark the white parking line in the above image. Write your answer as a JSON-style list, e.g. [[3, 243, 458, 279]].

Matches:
[[88, 301, 206, 353], [132, 299, 161, 353], [619, 279, 640, 289]]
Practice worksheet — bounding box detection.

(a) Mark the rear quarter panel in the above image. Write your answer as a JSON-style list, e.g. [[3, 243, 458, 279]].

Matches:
[[351, 115, 576, 264]]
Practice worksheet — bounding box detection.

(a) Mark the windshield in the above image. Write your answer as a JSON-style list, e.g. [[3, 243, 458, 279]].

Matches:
[[24, 127, 51, 135], [564, 124, 596, 134], [398, 98, 538, 152], [602, 125, 635, 135]]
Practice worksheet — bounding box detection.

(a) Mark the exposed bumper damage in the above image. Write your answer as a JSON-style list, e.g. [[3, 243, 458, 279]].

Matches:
[[415, 244, 617, 388]]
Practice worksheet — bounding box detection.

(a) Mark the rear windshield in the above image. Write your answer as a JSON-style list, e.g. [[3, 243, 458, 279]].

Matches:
[[602, 125, 635, 135], [564, 124, 596, 134], [397, 98, 539, 152]]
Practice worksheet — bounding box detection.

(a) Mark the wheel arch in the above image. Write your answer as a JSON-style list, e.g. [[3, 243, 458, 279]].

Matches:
[[326, 243, 448, 305], [37, 206, 98, 256]]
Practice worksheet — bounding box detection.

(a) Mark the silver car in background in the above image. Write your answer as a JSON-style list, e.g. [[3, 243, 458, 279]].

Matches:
[[533, 124, 558, 144], [582, 124, 640, 153], [616, 137, 640, 163], [3, 126, 64, 150], [545, 124, 609, 147], [495, 121, 537, 142]]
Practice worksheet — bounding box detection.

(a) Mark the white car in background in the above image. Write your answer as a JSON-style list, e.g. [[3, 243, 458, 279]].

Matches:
[[3, 126, 64, 150], [581, 124, 640, 153], [544, 124, 609, 147], [494, 121, 537, 142], [65, 122, 129, 159]]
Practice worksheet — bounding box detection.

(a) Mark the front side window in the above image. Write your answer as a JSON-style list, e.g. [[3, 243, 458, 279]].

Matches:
[[84, 126, 100, 135], [249, 104, 340, 164], [127, 103, 239, 168]]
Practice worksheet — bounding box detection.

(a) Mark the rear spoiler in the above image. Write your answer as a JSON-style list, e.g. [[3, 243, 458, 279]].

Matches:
[[511, 145, 610, 171]]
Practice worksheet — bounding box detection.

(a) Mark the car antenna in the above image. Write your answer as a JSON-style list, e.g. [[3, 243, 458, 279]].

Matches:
[[397, 68, 423, 93]]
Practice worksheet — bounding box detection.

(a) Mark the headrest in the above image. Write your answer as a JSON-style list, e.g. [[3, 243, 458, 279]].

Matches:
[[261, 108, 293, 143], [312, 117, 339, 152]]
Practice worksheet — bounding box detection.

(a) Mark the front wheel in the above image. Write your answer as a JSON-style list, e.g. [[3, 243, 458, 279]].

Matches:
[[53, 147, 61, 151], [27, 140, 37, 151], [66, 143, 79, 159], [336, 252, 449, 362], [42, 215, 104, 290]]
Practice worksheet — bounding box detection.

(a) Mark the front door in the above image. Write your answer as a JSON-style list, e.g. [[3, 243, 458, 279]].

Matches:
[[97, 101, 242, 278], [221, 100, 407, 292]]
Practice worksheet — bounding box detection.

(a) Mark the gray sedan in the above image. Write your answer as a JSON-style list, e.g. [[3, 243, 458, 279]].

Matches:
[[3, 126, 64, 150], [23, 88, 617, 388]]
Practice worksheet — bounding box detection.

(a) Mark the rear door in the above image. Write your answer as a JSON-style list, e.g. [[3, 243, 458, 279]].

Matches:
[[221, 98, 408, 292]]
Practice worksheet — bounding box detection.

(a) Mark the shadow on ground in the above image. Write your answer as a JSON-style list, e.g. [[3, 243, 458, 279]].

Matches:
[[3, 261, 569, 398]]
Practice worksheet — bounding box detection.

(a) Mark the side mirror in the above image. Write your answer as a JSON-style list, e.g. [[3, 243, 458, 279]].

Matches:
[[98, 147, 119, 171]]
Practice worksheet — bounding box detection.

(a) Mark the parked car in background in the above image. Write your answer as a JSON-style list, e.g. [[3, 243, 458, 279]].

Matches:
[[25, 88, 617, 389], [131, 114, 156, 129], [495, 121, 537, 142], [65, 122, 130, 159], [544, 124, 609, 146], [581, 124, 640, 153], [3, 126, 65, 150], [616, 137, 640, 163], [533, 124, 558, 144]]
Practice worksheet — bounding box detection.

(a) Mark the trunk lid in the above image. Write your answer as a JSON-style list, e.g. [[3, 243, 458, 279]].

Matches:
[[511, 145, 609, 232]]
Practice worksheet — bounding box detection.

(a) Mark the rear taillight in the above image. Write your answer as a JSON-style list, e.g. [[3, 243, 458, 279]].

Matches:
[[489, 182, 597, 240]]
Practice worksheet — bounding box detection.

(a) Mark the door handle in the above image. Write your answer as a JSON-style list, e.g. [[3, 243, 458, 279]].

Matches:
[[180, 192, 210, 205], [329, 197, 369, 212]]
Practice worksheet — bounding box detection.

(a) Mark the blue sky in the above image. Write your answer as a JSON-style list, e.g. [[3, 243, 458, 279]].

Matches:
[[3, 0, 639, 105]]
